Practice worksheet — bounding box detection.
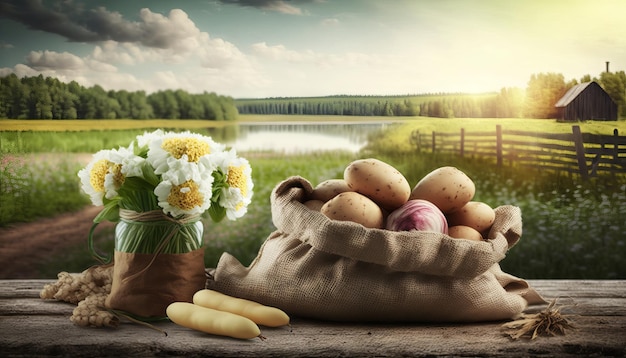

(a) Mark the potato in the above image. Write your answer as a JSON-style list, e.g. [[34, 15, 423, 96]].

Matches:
[[446, 201, 495, 233], [303, 199, 324, 211], [321, 191, 383, 228], [409, 166, 475, 214], [311, 179, 352, 202], [166, 302, 261, 340], [343, 158, 411, 211], [193, 289, 290, 328], [448, 225, 484, 241]]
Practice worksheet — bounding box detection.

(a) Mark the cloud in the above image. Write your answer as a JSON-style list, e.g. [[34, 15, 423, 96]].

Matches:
[[1, 2, 258, 76], [251, 42, 311, 62], [0, 41, 15, 49], [217, 0, 313, 14], [0, 0, 101, 42], [26, 50, 86, 71], [0, 1, 202, 50], [1, 39, 265, 97], [250, 42, 384, 69], [321, 18, 339, 26], [0, 2, 270, 96]]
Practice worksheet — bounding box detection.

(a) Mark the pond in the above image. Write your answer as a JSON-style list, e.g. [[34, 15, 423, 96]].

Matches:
[[207, 120, 403, 154]]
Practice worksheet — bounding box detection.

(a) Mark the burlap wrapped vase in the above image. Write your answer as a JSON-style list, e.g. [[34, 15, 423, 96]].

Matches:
[[106, 249, 206, 318], [208, 176, 545, 322], [105, 210, 207, 318]]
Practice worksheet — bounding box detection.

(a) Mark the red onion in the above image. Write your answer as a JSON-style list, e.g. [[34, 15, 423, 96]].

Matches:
[[386, 199, 448, 234]]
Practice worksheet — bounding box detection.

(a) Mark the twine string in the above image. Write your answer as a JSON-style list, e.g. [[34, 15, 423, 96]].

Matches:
[[119, 208, 200, 225], [118, 209, 201, 283]]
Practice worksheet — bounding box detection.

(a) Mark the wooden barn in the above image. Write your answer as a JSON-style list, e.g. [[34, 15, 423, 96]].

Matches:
[[555, 81, 618, 121]]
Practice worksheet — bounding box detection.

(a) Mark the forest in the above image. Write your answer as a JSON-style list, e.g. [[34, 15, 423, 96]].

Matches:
[[0, 74, 238, 121], [1, 70, 625, 120], [237, 71, 626, 119]]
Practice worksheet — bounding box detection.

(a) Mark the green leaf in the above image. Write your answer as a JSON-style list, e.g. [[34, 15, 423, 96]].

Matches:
[[134, 143, 149, 158], [94, 200, 120, 223], [88, 222, 112, 264], [120, 176, 153, 191], [208, 204, 226, 223], [118, 188, 158, 212], [141, 162, 160, 187]]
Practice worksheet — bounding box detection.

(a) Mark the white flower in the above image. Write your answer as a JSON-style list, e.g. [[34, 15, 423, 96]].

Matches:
[[215, 148, 254, 220], [154, 164, 214, 217], [136, 129, 165, 148], [78, 146, 145, 205], [147, 131, 225, 175], [78, 129, 253, 223], [101, 146, 144, 200], [111, 144, 144, 178], [77, 149, 115, 206]]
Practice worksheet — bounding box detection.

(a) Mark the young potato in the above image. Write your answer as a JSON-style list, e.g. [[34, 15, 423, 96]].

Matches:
[[410, 166, 475, 214], [446, 201, 495, 233], [311, 179, 352, 202], [343, 158, 411, 211], [193, 289, 290, 328], [448, 225, 484, 241], [321, 191, 384, 228], [166, 302, 262, 340]]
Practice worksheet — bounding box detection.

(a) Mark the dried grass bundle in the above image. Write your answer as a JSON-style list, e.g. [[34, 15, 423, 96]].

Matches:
[[502, 299, 576, 340]]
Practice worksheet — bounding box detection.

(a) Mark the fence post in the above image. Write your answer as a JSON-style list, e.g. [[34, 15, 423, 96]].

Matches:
[[614, 129, 619, 163], [432, 131, 436, 153], [496, 125, 502, 167], [460, 128, 465, 157], [410, 130, 421, 153], [572, 125, 589, 180]]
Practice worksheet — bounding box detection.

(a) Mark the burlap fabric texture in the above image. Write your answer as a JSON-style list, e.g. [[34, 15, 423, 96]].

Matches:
[[105, 249, 206, 318], [209, 176, 545, 322]]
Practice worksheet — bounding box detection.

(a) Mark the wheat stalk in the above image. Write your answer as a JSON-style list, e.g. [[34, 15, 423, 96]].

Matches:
[[502, 299, 577, 340]]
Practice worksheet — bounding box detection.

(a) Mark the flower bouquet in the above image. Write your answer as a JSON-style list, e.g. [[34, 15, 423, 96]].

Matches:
[[78, 129, 253, 318]]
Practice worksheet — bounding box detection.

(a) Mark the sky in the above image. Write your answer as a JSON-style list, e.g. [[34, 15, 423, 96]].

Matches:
[[0, 0, 625, 99]]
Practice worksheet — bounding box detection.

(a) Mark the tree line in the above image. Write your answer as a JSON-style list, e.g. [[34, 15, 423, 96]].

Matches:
[[236, 96, 421, 117], [0, 74, 238, 121], [1, 70, 624, 121], [237, 71, 626, 119]]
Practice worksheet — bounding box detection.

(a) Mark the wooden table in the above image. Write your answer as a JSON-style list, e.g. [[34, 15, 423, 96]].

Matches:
[[1, 279, 624, 357]]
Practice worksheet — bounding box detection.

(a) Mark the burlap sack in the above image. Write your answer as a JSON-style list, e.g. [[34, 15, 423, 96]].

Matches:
[[105, 248, 206, 318], [208, 176, 545, 322]]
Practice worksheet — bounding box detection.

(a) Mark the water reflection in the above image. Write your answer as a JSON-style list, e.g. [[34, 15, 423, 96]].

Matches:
[[208, 121, 401, 153]]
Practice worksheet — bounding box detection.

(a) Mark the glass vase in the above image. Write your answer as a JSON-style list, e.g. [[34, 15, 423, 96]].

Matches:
[[114, 217, 204, 254]]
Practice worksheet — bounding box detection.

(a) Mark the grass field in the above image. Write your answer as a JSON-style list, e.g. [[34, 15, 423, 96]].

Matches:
[[2, 116, 625, 279]]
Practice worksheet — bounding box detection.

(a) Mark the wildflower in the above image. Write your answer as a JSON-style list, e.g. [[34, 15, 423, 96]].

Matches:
[[154, 164, 214, 217], [147, 131, 225, 175], [79, 129, 252, 222], [214, 148, 254, 220], [78, 150, 115, 206], [136, 129, 165, 148]]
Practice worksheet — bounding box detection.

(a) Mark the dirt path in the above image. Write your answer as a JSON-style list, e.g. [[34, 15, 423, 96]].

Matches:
[[0, 206, 114, 279]]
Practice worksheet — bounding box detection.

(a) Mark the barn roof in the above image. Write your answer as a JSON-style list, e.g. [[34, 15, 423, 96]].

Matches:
[[554, 81, 593, 108]]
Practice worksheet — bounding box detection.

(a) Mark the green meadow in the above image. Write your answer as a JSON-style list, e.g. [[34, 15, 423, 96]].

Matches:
[[1, 116, 625, 279]]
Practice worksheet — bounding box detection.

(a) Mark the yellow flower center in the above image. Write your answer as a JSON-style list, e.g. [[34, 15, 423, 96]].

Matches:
[[111, 163, 125, 188], [89, 159, 110, 193], [161, 137, 210, 162], [168, 180, 204, 211], [227, 165, 248, 210]]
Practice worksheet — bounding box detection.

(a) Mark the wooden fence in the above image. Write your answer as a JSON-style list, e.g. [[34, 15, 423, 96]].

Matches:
[[409, 125, 626, 179]]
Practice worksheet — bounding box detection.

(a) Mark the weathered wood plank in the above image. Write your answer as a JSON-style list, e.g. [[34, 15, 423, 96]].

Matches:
[[1, 314, 624, 357], [1, 297, 75, 315], [0, 279, 51, 298], [1, 280, 625, 357]]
